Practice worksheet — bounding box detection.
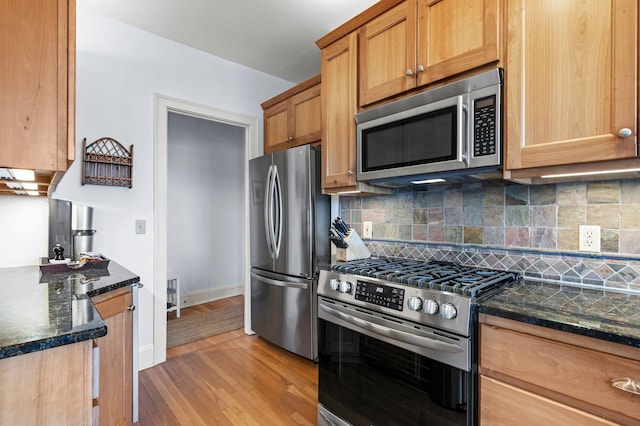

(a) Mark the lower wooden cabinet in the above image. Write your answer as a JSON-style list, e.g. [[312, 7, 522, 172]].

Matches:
[[0, 341, 94, 425], [479, 314, 640, 426], [92, 286, 133, 426]]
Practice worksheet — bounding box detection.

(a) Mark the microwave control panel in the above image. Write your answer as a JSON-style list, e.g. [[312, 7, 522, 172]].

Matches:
[[473, 95, 497, 157]]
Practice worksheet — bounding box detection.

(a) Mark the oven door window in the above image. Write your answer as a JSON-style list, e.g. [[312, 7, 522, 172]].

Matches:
[[361, 106, 457, 172], [318, 318, 468, 426]]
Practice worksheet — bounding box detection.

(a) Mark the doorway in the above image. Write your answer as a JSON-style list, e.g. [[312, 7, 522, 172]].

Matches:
[[167, 112, 244, 305], [154, 94, 258, 365]]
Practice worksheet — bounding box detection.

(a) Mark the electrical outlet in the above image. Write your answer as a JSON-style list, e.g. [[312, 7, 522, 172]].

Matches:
[[363, 221, 373, 238], [579, 225, 600, 252]]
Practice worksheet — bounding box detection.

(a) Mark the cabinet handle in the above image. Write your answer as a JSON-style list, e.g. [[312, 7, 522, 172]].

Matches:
[[405, 69, 413, 77], [611, 378, 640, 396], [286, 136, 295, 142], [347, 170, 353, 175], [127, 305, 136, 311], [416, 65, 425, 73], [618, 128, 633, 138]]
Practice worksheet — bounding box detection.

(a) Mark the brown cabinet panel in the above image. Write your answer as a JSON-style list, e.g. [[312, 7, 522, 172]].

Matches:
[[93, 287, 133, 426], [0, 341, 93, 425], [417, 0, 500, 86], [480, 316, 640, 425], [322, 33, 359, 190], [0, 0, 75, 173], [262, 75, 321, 154], [291, 84, 321, 146], [358, 0, 501, 106], [504, 0, 637, 176], [480, 376, 618, 426], [359, 1, 416, 106], [264, 102, 291, 153]]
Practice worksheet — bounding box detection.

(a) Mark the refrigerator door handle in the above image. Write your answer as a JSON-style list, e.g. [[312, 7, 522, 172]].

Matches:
[[251, 272, 309, 290], [264, 165, 274, 258], [272, 165, 283, 258]]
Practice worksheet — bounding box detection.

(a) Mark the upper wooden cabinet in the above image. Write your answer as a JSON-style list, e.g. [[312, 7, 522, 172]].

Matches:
[[321, 33, 358, 190], [359, 0, 501, 106], [504, 0, 638, 183], [319, 32, 390, 195], [0, 0, 76, 195], [261, 75, 321, 154]]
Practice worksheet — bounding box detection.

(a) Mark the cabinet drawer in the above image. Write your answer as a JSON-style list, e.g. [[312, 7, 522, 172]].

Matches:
[[480, 323, 640, 423], [480, 375, 618, 426]]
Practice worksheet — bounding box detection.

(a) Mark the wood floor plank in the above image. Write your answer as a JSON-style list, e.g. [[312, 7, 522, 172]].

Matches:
[[139, 298, 318, 426]]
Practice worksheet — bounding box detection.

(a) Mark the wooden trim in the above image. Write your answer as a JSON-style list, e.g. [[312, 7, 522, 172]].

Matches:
[[315, 0, 406, 49], [260, 74, 320, 109]]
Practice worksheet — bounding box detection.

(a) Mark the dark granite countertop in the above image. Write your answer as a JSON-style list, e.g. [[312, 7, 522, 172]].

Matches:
[[476, 279, 640, 348], [0, 261, 139, 360]]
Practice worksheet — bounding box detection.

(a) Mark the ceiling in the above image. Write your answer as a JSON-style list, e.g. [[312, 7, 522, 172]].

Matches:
[[78, 0, 379, 84]]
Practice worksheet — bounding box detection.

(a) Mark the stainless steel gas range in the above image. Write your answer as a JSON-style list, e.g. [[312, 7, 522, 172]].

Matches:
[[317, 257, 518, 426]]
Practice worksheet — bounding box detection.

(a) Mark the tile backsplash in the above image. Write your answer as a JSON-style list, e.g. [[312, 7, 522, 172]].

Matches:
[[339, 179, 640, 291]]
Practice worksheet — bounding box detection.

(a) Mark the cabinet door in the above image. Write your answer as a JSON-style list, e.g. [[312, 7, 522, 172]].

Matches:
[[263, 101, 291, 154], [322, 33, 359, 189], [94, 289, 133, 426], [359, 1, 416, 106], [290, 84, 321, 147], [505, 0, 637, 171], [0, 341, 93, 425], [0, 0, 75, 171], [480, 376, 618, 426], [416, 0, 500, 86]]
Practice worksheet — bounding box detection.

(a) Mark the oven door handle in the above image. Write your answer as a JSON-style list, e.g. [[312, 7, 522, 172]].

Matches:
[[319, 303, 463, 354]]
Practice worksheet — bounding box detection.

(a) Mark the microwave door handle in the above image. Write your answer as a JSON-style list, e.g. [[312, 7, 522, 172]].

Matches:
[[457, 95, 468, 165]]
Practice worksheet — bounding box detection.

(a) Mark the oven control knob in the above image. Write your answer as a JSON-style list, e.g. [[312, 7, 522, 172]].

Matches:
[[423, 299, 439, 315], [440, 303, 457, 320], [407, 296, 423, 311], [329, 279, 340, 291], [339, 281, 353, 294]]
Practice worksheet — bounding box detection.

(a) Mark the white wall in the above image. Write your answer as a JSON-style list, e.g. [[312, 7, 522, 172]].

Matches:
[[0, 197, 49, 266], [0, 8, 293, 368], [167, 112, 245, 305]]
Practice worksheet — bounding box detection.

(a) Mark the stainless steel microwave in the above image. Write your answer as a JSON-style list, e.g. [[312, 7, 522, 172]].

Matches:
[[356, 68, 503, 186]]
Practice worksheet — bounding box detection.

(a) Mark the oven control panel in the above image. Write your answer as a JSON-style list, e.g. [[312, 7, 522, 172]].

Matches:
[[355, 280, 405, 311]]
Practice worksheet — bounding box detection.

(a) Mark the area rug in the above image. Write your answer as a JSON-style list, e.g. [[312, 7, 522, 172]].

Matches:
[[166, 304, 244, 348]]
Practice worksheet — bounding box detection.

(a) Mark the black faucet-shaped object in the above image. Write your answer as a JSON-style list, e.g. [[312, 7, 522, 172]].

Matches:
[[53, 244, 65, 261]]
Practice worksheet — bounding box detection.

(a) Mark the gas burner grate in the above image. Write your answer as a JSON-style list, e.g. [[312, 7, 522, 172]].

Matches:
[[332, 257, 518, 297]]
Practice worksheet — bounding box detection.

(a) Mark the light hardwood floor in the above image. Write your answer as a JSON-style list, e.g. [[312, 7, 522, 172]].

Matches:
[[140, 297, 319, 425]]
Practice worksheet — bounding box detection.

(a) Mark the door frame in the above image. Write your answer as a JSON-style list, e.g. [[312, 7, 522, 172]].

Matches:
[[153, 94, 258, 365]]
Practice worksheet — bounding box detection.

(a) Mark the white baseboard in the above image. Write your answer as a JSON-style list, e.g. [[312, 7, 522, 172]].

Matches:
[[181, 284, 244, 308]]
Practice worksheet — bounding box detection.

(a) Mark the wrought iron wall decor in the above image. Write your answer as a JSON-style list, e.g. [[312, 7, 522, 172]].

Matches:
[[82, 137, 133, 188]]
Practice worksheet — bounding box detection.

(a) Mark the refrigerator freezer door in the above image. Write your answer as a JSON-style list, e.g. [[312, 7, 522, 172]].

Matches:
[[250, 268, 317, 360]]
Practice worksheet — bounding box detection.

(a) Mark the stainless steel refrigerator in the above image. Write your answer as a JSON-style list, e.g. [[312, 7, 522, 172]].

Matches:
[[249, 144, 329, 361]]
